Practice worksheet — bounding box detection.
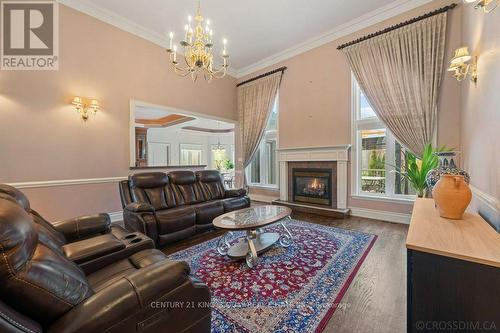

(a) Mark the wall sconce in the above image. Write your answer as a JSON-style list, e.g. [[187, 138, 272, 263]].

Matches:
[[71, 97, 100, 121], [448, 47, 478, 84], [463, 0, 498, 13]]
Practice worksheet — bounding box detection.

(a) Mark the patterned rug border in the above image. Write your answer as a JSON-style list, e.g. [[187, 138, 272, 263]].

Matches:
[[314, 233, 377, 333], [168, 219, 378, 333]]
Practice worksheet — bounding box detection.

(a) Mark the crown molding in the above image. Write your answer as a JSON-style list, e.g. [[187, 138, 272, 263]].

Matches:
[[57, 0, 238, 78], [59, 0, 434, 79], [235, 0, 434, 78]]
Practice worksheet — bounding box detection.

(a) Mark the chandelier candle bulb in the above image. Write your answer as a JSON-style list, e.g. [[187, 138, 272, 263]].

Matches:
[[168, 32, 173, 50]]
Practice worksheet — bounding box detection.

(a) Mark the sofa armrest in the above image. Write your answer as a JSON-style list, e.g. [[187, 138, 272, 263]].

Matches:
[[47, 260, 194, 333], [62, 234, 126, 264], [124, 202, 155, 213], [123, 203, 159, 246], [225, 188, 247, 198], [52, 214, 111, 242]]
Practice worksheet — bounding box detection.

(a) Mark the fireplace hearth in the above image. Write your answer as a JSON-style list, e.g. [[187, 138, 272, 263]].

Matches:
[[293, 169, 332, 206]]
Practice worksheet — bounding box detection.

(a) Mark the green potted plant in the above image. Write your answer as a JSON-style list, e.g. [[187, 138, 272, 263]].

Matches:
[[223, 159, 235, 171], [393, 144, 441, 198]]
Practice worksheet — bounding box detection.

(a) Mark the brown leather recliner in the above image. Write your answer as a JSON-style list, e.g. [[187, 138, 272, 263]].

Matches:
[[0, 196, 211, 333], [119, 170, 250, 247], [0, 184, 154, 274]]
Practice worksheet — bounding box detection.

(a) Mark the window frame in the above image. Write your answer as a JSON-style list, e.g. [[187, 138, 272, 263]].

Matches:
[[245, 97, 279, 189], [179, 143, 203, 166], [351, 75, 415, 203]]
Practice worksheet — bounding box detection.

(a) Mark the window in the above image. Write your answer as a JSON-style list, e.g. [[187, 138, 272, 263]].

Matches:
[[246, 98, 279, 188], [180, 144, 203, 165], [352, 77, 415, 200]]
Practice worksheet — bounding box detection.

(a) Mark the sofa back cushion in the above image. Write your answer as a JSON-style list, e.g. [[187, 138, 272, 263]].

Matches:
[[0, 185, 68, 246], [168, 171, 204, 205], [129, 173, 177, 210], [0, 198, 92, 326], [0, 184, 31, 212], [196, 170, 225, 200]]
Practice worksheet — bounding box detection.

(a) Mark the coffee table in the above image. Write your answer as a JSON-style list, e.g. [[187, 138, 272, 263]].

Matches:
[[213, 205, 293, 268]]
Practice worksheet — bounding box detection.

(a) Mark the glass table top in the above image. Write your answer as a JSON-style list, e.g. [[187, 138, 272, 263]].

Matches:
[[213, 205, 291, 230]]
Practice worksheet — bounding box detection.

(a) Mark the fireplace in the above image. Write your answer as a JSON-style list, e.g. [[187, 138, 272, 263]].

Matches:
[[287, 161, 338, 208], [293, 169, 332, 206], [277, 146, 349, 214]]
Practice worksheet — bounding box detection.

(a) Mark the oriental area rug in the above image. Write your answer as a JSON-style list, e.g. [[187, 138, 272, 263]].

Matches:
[[168, 219, 377, 333]]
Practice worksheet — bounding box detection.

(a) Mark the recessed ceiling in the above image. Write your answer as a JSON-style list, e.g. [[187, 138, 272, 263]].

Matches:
[[61, 0, 431, 76], [135, 106, 234, 131]]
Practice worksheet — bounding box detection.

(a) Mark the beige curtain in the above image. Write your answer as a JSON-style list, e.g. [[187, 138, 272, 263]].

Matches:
[[342, 13, 448, 157], [236, 72, 282, 188]]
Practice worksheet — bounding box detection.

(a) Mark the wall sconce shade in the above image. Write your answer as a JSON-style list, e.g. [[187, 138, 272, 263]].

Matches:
[[463, 0, 498, 13], [71, 97, 100, 121], [448, 47, 478, 84], [451, 47, 472, 64]]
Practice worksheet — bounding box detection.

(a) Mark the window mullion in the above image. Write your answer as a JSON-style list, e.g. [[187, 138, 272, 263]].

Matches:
[[386, 132, 396, 196], [260, 140, 266, 184]]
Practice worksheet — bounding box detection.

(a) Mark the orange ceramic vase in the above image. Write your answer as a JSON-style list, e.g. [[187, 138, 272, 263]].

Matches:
[[432, 174, 472, 220]]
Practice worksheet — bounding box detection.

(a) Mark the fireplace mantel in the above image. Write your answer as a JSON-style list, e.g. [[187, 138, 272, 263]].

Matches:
[[278, 145, 351, 210]]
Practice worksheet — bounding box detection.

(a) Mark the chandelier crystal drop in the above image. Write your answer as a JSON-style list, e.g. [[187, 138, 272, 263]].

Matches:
[[166, 0, 229, 82]]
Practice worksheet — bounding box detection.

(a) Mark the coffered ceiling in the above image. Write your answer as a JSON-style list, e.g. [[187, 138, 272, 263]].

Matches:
[[60, 0, 433, 77]]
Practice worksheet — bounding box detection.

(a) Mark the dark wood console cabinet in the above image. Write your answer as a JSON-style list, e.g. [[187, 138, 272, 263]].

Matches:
[[406, 199, 500, 332]]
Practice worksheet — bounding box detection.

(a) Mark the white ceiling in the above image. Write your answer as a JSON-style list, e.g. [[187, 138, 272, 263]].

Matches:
[[61, 0, 432, 77], [135, 106, 234, 130]]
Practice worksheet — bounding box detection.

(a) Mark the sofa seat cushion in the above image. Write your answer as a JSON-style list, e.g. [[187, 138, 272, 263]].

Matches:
[[192, 201, 224, 225], [222, 196, 251, 212], [87, 249, 168, 292], [155, 206, 196, 234]]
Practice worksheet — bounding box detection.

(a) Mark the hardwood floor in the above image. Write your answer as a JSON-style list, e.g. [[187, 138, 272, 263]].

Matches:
[[162, 207, 409, 333]]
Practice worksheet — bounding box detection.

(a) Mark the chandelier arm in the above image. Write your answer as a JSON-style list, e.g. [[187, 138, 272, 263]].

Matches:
[[172, 64, 193, 77], [208, 65, 228, 78]]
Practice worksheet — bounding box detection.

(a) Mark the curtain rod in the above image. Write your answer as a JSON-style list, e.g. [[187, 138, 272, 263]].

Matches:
[[236, 66, 287, 87], [337, 3, 457, 50]]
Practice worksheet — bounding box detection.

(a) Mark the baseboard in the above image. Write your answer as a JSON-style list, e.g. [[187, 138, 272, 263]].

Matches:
[[350, 207, 411, 224], [108, 211, 123, 224], [249, 194, 279, 203]]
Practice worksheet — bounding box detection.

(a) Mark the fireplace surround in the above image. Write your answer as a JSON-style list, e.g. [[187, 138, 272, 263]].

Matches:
[[276, 146, 350, 214]]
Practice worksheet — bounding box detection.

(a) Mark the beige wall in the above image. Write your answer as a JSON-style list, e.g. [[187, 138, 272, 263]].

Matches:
[[461, 6, 500, 204], [243, 0, 462, 215], [0, 5, 237, 220]]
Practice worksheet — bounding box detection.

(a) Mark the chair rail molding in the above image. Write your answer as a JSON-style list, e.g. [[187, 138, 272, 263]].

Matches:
[[471, 185, 500, 212], [6, 177, 128, 189]]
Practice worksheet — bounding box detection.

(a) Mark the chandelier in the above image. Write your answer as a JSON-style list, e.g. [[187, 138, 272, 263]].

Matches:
[[166, 0, 229, 82]]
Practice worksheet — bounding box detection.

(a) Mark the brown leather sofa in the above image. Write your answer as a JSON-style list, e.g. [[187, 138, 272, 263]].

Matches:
[[119, 170, 250, 247], [0, 184, 153, 274], [0, 193, 211, 333]]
